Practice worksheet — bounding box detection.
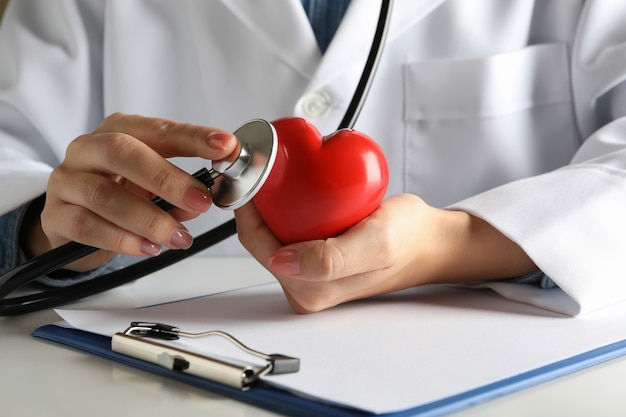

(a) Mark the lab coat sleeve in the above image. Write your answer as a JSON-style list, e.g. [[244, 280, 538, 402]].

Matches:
[[451, 118, 626, 315], [0, 1, 107, 280], [450, 2, 626, 316], [0, 0, 105, 215], [452, 117, 626, 316]]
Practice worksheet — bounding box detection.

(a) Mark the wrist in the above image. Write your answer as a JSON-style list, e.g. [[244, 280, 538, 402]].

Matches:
[[430, 210, 536, 284]]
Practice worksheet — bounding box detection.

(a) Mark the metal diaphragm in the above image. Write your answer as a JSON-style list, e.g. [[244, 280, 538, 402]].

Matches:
[[210, 119, 278, 209]]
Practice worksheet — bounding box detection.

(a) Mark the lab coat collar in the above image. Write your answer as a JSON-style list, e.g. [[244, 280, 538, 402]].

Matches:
[[218, 0, 321, 78], [219, 0, 445, 88]]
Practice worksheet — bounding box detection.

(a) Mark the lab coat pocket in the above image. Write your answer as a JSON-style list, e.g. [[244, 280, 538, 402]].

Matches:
[[403, 43, 579, 207]]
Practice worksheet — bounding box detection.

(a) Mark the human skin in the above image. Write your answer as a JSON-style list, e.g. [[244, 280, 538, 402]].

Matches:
[[235, 193, 537, 313], [21, 113, 238, 272]]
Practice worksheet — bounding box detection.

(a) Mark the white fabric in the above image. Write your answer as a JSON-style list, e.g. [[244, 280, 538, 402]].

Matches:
[[1, 0, 626, 315]]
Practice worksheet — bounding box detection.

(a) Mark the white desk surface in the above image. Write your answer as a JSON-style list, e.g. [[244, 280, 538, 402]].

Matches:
[[2, 257, 626, 417]]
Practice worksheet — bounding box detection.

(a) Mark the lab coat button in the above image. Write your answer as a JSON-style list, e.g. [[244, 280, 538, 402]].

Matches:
[[301, 90, 333, 118]]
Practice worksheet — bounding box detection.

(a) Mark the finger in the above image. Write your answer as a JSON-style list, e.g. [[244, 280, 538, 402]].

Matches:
[[271, 227, 401, 313], [119, 178, 202, 222], [268, 207, 398, 281], [96, 112, 238, 160], [236, 199, 392, 280], [236, 202, 396, 313], [234, 202, 284, 265], [269, 197, 416, 281], [65, 132, 213, 213], [47, 169, 194, 250], [43, 201, 165, 258]]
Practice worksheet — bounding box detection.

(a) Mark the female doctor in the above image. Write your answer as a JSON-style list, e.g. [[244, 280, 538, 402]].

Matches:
[[1, 0, 626, 316]]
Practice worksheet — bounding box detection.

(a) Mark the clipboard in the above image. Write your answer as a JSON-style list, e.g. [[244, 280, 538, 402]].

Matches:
[[32, 324, 365, 417], [32, 283, 626, 416], [32, 323, 626, 417]]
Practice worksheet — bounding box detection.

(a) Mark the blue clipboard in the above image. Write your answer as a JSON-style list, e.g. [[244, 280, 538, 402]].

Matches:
[[32, 323, 626, 417]]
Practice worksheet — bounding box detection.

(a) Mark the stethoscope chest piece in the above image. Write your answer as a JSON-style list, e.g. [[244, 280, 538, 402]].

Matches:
[[210, 119, 278, 209]]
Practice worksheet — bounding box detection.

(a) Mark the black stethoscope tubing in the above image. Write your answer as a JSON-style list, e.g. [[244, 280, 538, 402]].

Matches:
[[0, 0, 393, 316]]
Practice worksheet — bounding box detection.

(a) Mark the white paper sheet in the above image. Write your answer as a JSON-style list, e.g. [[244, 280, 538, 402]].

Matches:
[[56, 282, 626, 414], [57, 256, 274, 310]]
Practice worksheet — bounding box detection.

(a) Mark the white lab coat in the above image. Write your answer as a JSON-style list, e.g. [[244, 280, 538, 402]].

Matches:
[[1, 0, 626, 315]]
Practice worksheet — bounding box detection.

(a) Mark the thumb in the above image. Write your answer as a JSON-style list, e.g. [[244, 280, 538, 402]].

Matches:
[[269, 223, 389, 281]]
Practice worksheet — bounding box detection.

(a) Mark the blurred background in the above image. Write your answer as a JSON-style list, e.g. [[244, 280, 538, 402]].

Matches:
[[0, 0, 7, 20]]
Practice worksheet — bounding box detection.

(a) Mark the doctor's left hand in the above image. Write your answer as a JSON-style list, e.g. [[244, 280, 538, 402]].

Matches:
[[235, 194, 537, 313]]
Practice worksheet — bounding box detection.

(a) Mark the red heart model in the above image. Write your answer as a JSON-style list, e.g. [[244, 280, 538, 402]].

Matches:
[[253, 117, 389, 244]]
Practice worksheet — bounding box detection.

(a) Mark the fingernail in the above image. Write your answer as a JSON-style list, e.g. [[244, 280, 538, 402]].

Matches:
[[208, 132, 236, 150], [141, 239, 162, 257], [170, 227, 193, 249], [269, 250, 300, 276], [183, 187, 211, 212]]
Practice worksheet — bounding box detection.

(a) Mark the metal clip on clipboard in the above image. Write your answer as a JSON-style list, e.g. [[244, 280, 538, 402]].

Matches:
[[111, 322, 300, 390]]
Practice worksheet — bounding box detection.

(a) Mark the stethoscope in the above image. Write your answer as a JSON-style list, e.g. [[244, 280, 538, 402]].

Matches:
[[0, 0, 393, 316]]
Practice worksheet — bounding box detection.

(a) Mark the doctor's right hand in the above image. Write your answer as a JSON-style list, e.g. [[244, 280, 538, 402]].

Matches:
[[21, 113, 237, 272]]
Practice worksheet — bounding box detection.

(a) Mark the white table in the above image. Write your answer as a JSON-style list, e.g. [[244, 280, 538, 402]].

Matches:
[[2, 257, 626, 417]]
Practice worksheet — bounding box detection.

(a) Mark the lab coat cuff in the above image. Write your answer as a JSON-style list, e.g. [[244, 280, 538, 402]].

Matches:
[[0, 203, 30, 276], [0, 197, 118, 287], [35, 255, 123, 288], [508, 269, 557, 289]]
